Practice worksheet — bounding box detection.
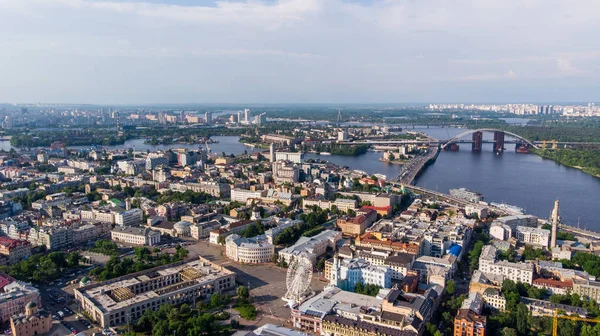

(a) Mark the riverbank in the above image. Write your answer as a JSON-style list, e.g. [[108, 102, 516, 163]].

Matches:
[[379, 158, 407, 165], [532, 148, 600, 178]]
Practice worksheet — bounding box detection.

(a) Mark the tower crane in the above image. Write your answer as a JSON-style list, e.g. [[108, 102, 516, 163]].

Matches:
[[547, 308, 600, 336]]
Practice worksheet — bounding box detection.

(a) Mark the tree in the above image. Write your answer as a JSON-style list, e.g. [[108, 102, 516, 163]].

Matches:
[[446, 280, 456, 295], [317, 258, 326, 271], [134, 247, 151, 262], [217, 235, 226, 245], [237, 286, 250, 301], [515, 303, 530, 335], [502, 327, 518, 336]]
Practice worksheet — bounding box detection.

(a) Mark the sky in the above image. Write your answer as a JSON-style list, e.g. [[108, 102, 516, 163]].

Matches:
[[1, 0, 599, 104]]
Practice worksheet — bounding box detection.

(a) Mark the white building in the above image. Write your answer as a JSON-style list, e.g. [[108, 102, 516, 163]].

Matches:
[[494, 215, 538, 228], [515, 226, 550, 247], [490, 223, 512, 241], [275, 152, 304, 164], [114, 208, 143, 227], [111, 226, 161, 246], [278, 230, 342, 265], [479, 245, 534, 284], [272, 161, 299, 184], [329, 257, 392, 291], [231, 189, 264, 203], [225, 234, 274, 264]]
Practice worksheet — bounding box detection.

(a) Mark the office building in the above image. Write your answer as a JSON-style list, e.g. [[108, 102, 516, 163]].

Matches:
[[74, 257, 235, 328], [111, 226, 161, 246]]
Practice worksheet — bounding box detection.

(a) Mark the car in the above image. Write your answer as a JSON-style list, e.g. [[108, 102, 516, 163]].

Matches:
[[58, 311, 65, 318], [52, 315, 59, 320]]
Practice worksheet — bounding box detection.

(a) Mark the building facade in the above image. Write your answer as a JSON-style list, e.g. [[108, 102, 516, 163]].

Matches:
[[111, 226, 161, 246], [10, 302, 51, 336], [74, 257, 235, 328], [225, 234, 274, 264]]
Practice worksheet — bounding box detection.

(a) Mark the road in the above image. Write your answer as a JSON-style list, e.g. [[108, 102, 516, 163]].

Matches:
[[186, 240, 327, 326]]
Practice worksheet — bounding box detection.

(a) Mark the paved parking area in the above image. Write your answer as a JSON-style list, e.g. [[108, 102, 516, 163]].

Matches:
[[186, 240, 327, 323]]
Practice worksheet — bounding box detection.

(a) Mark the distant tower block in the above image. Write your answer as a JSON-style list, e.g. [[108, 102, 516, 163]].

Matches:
[[472, 131, 483, 152], [270, 143, 275, 163], [551, 199, 560, 248], [493, 131, 505, 153]]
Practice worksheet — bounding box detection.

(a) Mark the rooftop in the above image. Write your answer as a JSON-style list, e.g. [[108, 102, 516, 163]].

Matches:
[[76, 257, 233, 313]]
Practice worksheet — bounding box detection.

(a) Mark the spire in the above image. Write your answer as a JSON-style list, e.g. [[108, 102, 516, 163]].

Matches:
[[551, 199, 560, 248]]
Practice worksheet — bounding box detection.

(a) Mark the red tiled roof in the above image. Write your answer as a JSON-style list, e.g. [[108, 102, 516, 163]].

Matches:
[[533, 278, 573, 289]]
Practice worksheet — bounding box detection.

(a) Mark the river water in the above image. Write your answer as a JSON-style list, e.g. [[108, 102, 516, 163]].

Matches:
[[3, 130, 599, 229], [309, 126, 600, 230]]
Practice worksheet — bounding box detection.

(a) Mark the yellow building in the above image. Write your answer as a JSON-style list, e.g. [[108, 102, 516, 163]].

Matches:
[[10, 302, 52, 336]]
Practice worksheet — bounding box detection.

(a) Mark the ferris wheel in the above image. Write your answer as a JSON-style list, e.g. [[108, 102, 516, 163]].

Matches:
[[283, 254, 313, 306]]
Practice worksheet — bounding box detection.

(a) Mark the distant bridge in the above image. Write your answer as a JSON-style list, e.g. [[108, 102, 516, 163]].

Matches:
[[441, 128, 538, 150]]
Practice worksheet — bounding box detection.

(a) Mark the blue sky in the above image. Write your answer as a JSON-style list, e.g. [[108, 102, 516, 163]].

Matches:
[[0, 0, 599, 104]]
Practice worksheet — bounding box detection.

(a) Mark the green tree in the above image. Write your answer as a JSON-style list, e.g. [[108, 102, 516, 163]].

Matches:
[[446, 280, 456, 295], [237, 286, 250, 300], [515, 303, 530, 335]]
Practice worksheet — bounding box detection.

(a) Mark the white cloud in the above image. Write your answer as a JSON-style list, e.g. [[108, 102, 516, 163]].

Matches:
[[460, 69, 517, 82], [0, 0, 599, 103]]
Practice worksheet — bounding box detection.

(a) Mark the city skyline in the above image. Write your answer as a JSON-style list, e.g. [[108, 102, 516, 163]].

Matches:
[[1, 0, 600, 104]]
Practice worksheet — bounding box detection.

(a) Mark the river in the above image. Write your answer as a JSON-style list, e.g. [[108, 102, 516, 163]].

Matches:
[[309, 126, 600, 230], [4, 129, 599, 229]]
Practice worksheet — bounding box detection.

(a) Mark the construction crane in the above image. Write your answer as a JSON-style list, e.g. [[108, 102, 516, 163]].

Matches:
[[549, 309, 600, 336]]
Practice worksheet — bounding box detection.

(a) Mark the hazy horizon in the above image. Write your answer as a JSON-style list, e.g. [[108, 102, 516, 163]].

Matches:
[[2, 0, 599, 104]]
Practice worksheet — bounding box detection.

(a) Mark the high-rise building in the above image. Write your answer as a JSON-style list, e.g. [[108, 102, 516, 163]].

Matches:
[[244, 108, 250, 123], [204, 111, 212, 125], [237, 111, 242, 124], [270, 143, 275, 163], [551, 199, 560, 248], [254, 113, 266, 126]]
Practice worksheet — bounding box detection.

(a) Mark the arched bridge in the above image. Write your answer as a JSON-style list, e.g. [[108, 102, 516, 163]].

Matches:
[[441, 128, 539, 150]]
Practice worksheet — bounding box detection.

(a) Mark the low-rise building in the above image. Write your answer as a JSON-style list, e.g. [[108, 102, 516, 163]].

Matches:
[[225, 234, 274, 264], [279, 230, 342, 265], [478, 245, 534, 284], [114, 208, 143, 227], [111, 226, 161, 246], [515, 226, 550, 247], [74, 257, 236, 328], [0, 237, 31, 265], [573, 280, 600, 302], [10, 302, 51, 336], [329, 256, 392, 291], [336, 209, 377, 236], [453, 309, 486, 336], [532, 278, 573, 295], [521, 297, 587, 317], [0, 280, 41, 324], [481, 288, 505, 312]]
